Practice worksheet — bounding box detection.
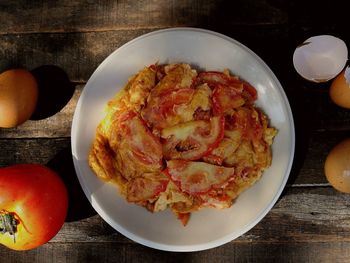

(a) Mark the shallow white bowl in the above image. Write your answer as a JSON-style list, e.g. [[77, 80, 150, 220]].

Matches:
[[71, 28, 295, 252]]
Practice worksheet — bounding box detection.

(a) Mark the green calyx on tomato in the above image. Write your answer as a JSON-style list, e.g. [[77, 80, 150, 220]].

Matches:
[[0, 210, 17, 242], [161, 115, 225, 160]]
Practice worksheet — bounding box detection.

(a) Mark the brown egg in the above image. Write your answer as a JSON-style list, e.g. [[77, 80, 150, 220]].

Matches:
[[324, 138, 350, 193], [329, 69, 350, 109], [0, 69, 38, 128]]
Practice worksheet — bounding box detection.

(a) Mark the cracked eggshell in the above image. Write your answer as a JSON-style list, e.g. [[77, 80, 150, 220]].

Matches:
[[293, 35, 348, 82], [330, 66, 350, 108]]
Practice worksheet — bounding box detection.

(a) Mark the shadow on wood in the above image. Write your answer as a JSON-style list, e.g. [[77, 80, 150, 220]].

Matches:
[[47, 146, 97, 222], [30, 65, 75, 120]]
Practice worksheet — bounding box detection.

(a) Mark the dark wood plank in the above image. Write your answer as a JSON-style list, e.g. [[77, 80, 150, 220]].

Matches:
[[0, 138, 70, 167], [0, 0, 288, 35], [1, 240, 349, 263], [0, 27, 294, 83], [0, 29, 152, 83]]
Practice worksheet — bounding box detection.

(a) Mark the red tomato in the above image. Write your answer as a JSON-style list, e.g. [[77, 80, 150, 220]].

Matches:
[[161, 116, 225, 160], [0, 164, 68, 250], [164, 160, 235, 195]]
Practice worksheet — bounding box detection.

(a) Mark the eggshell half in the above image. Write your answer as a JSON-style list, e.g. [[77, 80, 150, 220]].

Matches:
[[324, 138, 350, 194], [293, 35, 348, 82], [0, 69, 38, 128]]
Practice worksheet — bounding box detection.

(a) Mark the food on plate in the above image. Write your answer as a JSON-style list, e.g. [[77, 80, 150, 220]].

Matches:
[[89, 63, 277, 225], [0, 69, 38, 128], [324, 138, 350, 193], [0, 164, 68, 250]]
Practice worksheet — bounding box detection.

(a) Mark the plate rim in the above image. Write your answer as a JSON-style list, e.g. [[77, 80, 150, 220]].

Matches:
[[71, 27, 295, 252]]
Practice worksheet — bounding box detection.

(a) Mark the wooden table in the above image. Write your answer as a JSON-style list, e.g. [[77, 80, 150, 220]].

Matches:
[[1, 1, 349, 262]]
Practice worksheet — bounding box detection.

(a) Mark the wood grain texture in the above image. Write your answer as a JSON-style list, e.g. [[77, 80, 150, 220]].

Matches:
[[0, 30, 151, 82], [1, 241, 350, 263], [0, 138, 70, 167], [0, 26, 297, 83], [0, 0, 288, 35]]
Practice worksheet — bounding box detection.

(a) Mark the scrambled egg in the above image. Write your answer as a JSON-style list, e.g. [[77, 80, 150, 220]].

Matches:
[[89, 63, 277, 225]]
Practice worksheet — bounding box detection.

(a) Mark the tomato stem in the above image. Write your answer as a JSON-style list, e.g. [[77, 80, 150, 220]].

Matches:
[[0, 210, 17, 243]]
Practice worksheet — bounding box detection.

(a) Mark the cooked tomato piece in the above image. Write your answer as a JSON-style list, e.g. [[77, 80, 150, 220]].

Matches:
[[196, 71, 242, 88], [161, 116, 224, 160], [141, 88, 195, 129], [176, 213, 190, 226], [197, 71, 257, 105], [212, 84, 245, 114], [164, 160, 235, 195], [113, 110, 163, 166], [242, 82, 257, 104], [127, 173, 169, 202]]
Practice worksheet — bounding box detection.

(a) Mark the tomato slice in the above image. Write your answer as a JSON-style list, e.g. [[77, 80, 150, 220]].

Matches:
[[176, 213, 190, 226], [196, 71, 242, 88], [242, 82, 257, 104], [161, 116, 225, 160], [164, 160, 235, 195], [197, 71, 257, 105], [115, 110, 163, 166], [141, 88, 195, 129], [127, 173, 169, 202], [212, 84, 245, 114]]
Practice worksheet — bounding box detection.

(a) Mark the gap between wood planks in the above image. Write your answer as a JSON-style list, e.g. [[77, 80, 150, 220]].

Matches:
[[0, 23, 287, 36]]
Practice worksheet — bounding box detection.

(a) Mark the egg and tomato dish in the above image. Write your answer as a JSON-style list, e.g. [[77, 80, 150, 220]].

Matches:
[[88, 63, 277, 225]]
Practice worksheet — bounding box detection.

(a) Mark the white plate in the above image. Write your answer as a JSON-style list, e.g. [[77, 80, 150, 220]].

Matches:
[[71, 28, 295, 252]]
